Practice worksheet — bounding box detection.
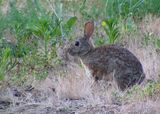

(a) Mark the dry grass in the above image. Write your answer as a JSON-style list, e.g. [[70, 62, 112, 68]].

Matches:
[[140, 14, 160, 36], [127, 15, 160, 81], [54, 64, 93, 100]]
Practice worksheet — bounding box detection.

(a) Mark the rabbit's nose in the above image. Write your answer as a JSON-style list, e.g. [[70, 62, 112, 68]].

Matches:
[[67, 47, 71, 53]]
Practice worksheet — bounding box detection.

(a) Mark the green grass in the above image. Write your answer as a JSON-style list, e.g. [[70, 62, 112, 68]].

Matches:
[[0, 0, 77, 84], [62, 0, 160, 45]]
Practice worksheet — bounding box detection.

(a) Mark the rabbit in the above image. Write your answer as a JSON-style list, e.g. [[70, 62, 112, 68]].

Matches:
[[67, 21, 145, 91]]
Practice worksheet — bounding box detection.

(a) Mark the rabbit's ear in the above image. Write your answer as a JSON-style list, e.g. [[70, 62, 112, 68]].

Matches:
[[84, 21, 94, 39]]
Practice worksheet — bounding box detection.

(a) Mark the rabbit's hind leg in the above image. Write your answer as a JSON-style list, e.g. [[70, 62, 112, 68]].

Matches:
[[115, 73, 137, 91]]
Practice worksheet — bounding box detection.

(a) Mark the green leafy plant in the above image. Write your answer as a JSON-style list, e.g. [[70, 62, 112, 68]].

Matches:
[[102, 18, 119, 44]]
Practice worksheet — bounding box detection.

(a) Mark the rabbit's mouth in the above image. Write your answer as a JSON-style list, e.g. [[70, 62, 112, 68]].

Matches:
[[67, 48, 77, 56], [67, 46, 82, 57]]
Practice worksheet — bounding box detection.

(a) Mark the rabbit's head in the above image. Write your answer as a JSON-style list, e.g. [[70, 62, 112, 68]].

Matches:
[[68, 21, 94, 57]]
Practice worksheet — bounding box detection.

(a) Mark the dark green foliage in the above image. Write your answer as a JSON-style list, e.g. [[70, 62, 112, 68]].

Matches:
[[0, 0, 77, 82], [78, 0, 160, 20], [0, 48, 11, 80]]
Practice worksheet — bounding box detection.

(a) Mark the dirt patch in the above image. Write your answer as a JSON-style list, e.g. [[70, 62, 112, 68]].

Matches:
[[0, 85, 160, 114]]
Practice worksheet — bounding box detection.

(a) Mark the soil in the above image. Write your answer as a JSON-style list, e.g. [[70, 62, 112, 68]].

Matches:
[[0, 86, 120, 114], [0, 82, 160, 114]]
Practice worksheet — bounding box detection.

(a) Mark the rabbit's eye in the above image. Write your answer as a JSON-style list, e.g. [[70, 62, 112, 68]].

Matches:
[[75, 41, 80, 46]]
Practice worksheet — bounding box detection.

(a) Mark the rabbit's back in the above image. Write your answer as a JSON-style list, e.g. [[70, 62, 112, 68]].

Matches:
[[83, 45, 142, 70]]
